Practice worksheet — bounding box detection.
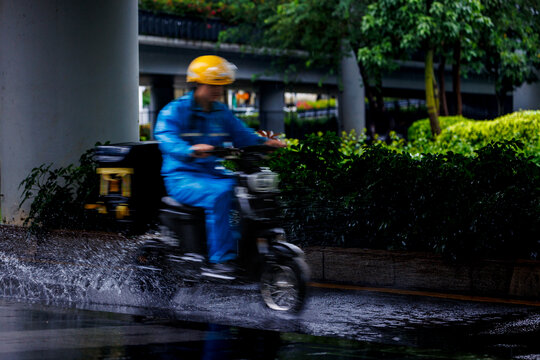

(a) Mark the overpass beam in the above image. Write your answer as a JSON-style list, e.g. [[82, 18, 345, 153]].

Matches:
[[0, 0, 139, 224]]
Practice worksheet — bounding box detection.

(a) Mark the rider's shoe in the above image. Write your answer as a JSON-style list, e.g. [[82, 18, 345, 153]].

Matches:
[[200, 262, 237, 280], [180, 253, 206, 263], [167, 252, 205, 264]]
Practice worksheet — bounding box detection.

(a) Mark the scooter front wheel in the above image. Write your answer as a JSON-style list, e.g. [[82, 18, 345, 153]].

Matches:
[[260, 257, 308, 313]]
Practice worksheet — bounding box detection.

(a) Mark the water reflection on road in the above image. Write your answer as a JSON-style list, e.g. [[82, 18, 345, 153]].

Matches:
[[1, 235, 540, 359], [0, 298, 504, 360]]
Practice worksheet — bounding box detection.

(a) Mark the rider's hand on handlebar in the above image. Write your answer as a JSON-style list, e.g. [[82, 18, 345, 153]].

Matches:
[[264, 139, 286, 148], [190, 144, 215, 158]]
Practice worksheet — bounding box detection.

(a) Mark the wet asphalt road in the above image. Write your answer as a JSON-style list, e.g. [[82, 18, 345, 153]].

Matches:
[[0, 298, 283, 360], [1, 228, 540, 359], [1, 278, 540, 359], [1, 293, 539, 360]]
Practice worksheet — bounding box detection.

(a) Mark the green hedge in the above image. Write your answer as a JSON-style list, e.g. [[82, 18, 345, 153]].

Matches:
[[406, 111, 540, 163], [269, 133, 540, 261]]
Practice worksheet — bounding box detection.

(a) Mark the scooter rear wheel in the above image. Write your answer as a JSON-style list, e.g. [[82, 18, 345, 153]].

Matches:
[[260, 257, 308, 313]]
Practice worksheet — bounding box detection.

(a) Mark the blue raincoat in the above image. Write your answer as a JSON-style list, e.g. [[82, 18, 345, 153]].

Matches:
[[154, 91, 265, 263]]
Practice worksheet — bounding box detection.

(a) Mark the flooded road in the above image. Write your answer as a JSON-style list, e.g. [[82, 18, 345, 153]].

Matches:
[[1, 227, 540, 359], [0, 298, 517, 360]]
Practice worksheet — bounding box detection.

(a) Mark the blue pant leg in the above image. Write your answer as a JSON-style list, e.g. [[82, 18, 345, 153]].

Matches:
[[164, 174, 237, 263], [204, 180, 237, 263]]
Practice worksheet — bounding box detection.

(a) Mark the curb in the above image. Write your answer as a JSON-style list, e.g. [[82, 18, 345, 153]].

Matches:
[[304, 247, 540, 300]]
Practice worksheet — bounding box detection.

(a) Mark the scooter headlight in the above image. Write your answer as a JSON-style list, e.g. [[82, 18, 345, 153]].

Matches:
[[247, 170, 279, 192]]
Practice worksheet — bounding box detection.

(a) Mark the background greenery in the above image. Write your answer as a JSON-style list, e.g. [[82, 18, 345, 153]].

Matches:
[[269, 131, 539, 262], [20, 110, 540, 261], [212, 0, 540, 135], [18, 145, 104, 235], [403, 110, 540, 164], [139, 0, 539, 137], [236, 111, 339, 139]]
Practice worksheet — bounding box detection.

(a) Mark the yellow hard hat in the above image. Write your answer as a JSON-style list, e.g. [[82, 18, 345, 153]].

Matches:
[[186, 55, 237, 85]]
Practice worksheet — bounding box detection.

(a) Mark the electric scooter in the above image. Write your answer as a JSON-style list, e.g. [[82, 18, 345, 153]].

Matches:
[[134, 145, 310, 313]]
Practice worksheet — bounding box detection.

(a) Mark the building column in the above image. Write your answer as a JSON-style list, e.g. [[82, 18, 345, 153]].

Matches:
[[259, 82, 285, 134], [513, 73, 540, 111], [338, 47, 366, 133], [0, 0, 139, 224]]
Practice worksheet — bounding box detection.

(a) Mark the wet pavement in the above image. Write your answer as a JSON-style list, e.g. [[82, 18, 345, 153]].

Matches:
[[1, 225, 540, 359], [0, 298, 514, 360]]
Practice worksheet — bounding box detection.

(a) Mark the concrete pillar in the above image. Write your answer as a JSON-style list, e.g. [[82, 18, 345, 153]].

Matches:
[[513, 76, 540, 111], [150, 75, 175, 138], [0, 0, 139, 224], [338, 47, 366, 133], [259, 82, 285, 134]]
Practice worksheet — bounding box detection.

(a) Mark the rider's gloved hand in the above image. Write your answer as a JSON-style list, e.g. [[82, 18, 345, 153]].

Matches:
[[190, 144, 215, 158], [264, 139, 286, 148]]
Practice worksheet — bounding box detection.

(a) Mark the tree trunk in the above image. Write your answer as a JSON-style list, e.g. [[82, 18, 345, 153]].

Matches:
[[495, 89, 505, 116], [438, 55, 449, 116], [452, 41, 462, 115], [367, 85, 385, 136], [425, 48, 442, 136], [433, 68, 440, 114], [359, 64, 380, 136]]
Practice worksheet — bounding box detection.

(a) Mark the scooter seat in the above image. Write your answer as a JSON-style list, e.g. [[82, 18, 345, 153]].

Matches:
[[161, 196, 205, 216]]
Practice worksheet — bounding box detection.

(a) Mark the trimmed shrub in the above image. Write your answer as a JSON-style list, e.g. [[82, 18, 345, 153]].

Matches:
[[406, 111, 540, 163], [270, 134, 540, 261], [407, 116, 470, 142]]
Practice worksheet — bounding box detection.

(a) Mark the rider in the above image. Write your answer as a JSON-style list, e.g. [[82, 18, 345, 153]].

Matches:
[[154, 55, 284, 276]]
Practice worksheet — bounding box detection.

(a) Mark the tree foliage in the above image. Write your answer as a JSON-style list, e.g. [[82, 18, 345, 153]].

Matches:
[[218, 0, 369, 82], [479, 0, 540, 114], [358, 0, 491, 134], [139, 0, 263, 23], [141, 0, 540, 124]]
